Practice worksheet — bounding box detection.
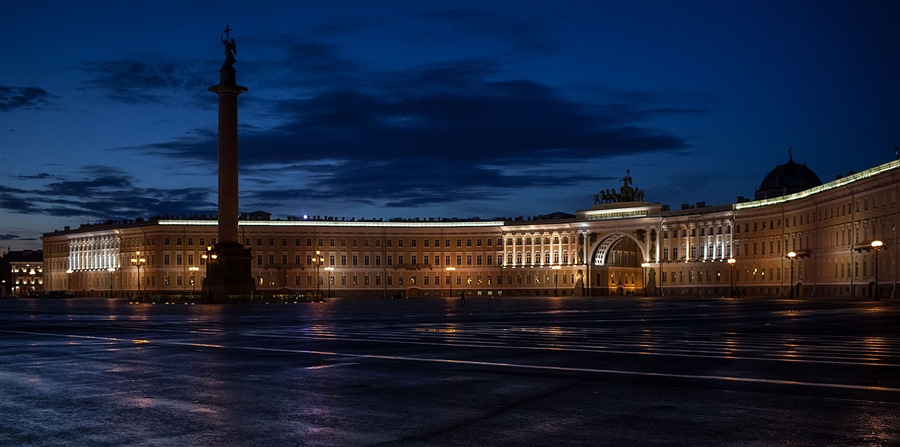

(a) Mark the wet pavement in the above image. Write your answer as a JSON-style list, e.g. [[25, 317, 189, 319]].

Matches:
[[2, 296, 899, 446]]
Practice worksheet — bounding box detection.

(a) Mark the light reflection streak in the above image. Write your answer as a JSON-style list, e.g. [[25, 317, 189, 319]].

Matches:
[[7, 328, 899, 394]]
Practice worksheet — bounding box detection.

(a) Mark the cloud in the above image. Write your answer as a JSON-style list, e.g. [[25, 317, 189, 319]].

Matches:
[[0, 234, 22, 240], [82, 54, 210, 104], [0, 86, 52, 111], [134, 63, 691, 211], [1, 166, 216, 221]]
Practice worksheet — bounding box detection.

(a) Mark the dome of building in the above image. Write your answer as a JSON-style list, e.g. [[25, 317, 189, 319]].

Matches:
[[754, 154, 822, 200]]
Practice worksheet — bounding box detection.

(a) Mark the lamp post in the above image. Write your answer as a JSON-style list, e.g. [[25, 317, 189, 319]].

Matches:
[[313, 250, 324, 300], [640, 262, 651, 296], [552, 265, 562, 296], [727, 258, 736, 298], [871, 240, 883, 301], [446, 266, 456, 297], [130, 251, 146, 297], [787, 251, 797, 299], [324, 266, 334, 300], [189, 266, 200, 295], [107, 267, 116, 297], [201, 246, 217, 298]]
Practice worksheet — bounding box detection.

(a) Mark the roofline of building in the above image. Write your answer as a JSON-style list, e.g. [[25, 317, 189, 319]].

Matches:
[[735, 159, 899, 210]]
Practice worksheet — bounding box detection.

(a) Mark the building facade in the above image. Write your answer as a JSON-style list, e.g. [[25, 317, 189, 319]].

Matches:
[[42, 160, 898, 300], [3, 250, 44, 296]]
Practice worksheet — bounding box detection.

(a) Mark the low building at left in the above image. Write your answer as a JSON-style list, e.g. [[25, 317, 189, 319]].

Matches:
[[2, 250, 44, 296]]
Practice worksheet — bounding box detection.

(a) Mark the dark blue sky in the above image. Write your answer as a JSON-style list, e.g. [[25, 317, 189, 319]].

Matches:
[[1, 0, 898, 251]]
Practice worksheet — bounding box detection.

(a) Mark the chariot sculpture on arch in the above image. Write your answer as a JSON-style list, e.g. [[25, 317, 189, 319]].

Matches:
[[592, 169, 645, 204]]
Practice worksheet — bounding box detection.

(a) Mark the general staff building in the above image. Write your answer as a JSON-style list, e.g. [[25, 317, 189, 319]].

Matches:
[[42, 158, 899, 300]]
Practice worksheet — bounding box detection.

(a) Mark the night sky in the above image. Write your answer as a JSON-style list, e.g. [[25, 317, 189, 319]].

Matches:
[[1, 0, 898, 251]]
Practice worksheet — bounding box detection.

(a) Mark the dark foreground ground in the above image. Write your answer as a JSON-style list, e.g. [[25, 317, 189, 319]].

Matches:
[[1, 295, 898, 447]]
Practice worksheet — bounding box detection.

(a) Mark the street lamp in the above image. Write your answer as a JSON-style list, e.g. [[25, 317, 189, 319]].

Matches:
[[189, 266, 200, 295], [130, 251, 146, 297], [313, 250, 324, 300], [324, 266, 334, 300], [552, 265, 562, 296], [871, 240, 883, 301], [201, 246, 217, 298], [107, 267, 116, 297], [446, 266, 456, 297], [640, 263, 651, 296], [727, 258, 736, 298], [787, 251, 797, 299]]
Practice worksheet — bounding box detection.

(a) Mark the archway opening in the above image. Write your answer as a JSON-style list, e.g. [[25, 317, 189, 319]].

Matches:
[[591, 235, 644, 296]]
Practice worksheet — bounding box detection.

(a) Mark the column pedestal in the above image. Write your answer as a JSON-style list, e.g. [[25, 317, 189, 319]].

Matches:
[[203, 242, 255, 302]]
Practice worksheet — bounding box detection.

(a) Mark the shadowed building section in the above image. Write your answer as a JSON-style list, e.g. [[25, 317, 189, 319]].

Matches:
[[205, 25, 255, 301]]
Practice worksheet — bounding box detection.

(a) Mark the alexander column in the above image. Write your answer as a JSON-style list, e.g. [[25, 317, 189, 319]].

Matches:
[[205, 25, 255, 301]]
